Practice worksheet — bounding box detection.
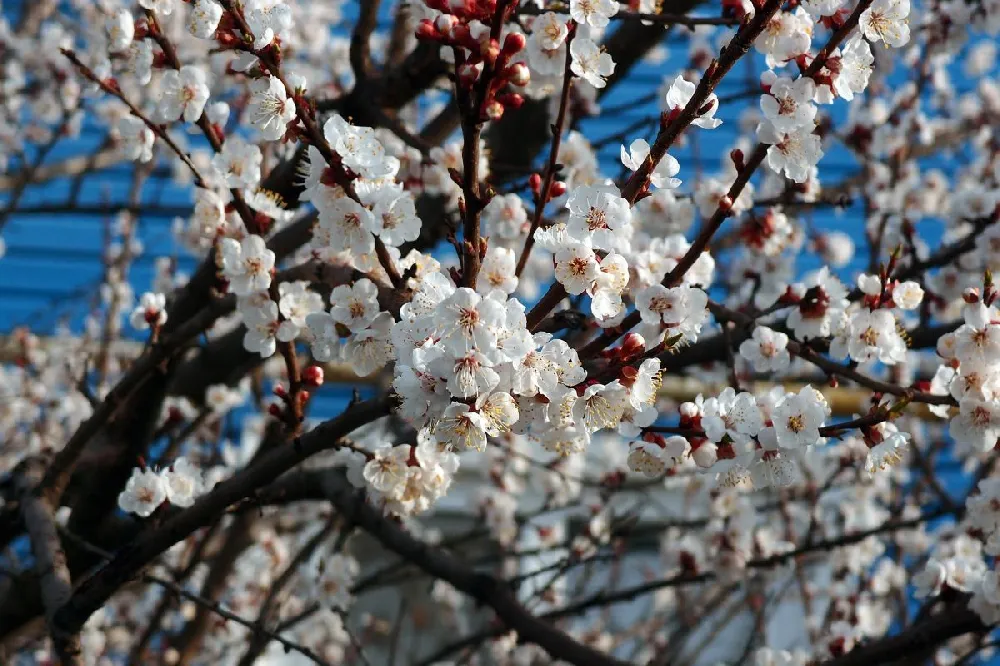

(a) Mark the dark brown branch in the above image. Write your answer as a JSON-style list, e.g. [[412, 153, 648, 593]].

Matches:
[[515, 28, 576, 278], [350, 0, 384, 82], [61, 49, 207, 187], [821, 606, 986, 666], [619, 0, 782, 203], [49, 396, 392, 638]]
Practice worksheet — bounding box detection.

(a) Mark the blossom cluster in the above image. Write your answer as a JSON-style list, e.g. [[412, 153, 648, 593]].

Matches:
[[118, 458, 204, 516], [18, 0, 932, 517]]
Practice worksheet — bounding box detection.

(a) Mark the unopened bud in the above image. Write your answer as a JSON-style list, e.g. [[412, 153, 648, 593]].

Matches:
[[529, 173, 542, 195], [505, 62, 530, 87], [718, 195, 734, 215], [549, 181, 567, 198], [273, 384, 288, 399], [267, 403, 284, 418], [484, 100, 505, 121], [451, 23, 471, 44], [416, 20, 439, 40], [497, 92, 524, 110], [502, 32, 527, 55], [641, 432, 666, 447], [691, 442, 717, 468], [302, 365, 325, 387], [620, 332, 646, 358], [730, 148, 745, 172], [434, 14, 457, 36], [481, 39, 501, 65]]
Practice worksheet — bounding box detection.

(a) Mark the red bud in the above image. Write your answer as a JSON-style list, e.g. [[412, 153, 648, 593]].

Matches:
[[484, 100, 505, 121], [730, 148, 745, 172], [529, 173, 542, 195], [718, 195, 734, 215], [302, 366, 325, 387], [416, 20, 439, 40], [502, 32, 526, 55], [620, 332, 646, 358], [505, 62, 530, 87], [481, 39, 500, 65]]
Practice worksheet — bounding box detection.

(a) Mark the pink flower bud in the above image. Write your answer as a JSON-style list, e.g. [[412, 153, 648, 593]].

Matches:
[[302, 366, 325, 387], [481, 38, 500, 64], [506, 62, 530, 87], [502, 32, 527, 55], [484, 100, 505, 121], [529, 173, 542, 195], [434, 14, 457, 36], [497, 92, 524, 109], [730, 148, 745, 171], [416, 20, 439, 40], [620, 332, 646, 358]]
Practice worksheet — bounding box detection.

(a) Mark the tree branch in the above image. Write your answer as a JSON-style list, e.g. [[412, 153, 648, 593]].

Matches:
[[320, 472, 630, 666]]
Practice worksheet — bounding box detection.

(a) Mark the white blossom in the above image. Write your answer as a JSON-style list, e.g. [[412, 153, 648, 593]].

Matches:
[[218, 236, 275, 296], [860, 0, 911, 48], [570, 37, 615, 89], [118, 468, 167, 517], [664, 75, 721, 129], [569, 0, 619, 28], [247, 75, 296, 141], [188, 0, 224, 39], [157, 66, 210, 123]]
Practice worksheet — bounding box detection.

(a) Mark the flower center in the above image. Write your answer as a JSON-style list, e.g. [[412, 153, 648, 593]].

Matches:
[[586, 207, 608, 230], [973, 406, 993, 428], [569, 257, 591, 276], [786, 414, 804, 433], [649, 296, 673, 313], [458, 307, 480, 331]]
